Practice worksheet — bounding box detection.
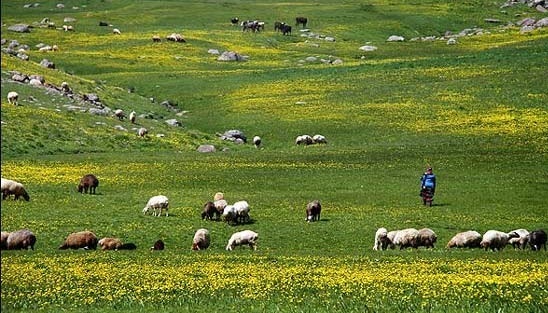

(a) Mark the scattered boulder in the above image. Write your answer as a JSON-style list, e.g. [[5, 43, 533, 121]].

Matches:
[[217, 51, 248, 62], [359, 45, 377, 52], [387, 35, 405, 42], [40, 59, 55, 69], [197, 145, 216, 153], [165, 119, 181, 127], [208, 49, 220, 55], [8, 24, 31, 33], [219, 129, 247, 143]]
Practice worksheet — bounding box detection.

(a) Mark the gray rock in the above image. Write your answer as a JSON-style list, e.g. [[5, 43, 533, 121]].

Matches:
[[220, 129, 247, 143], [89, 108, 111, 116], [359, 45, 377, 52], [217, 51, 247, 61], [387, 35, 405, 42], [40, 59, 55, 69], [197, 144, 216, 153], [8, 24, 31, 33], [535, 17, 548, 27], [165, 119, 181, 127]]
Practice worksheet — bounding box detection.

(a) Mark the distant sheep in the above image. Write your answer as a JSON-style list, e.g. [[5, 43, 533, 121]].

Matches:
[[167, 33, 186, 42], [446, 231, 482, 248], [59, 231, 98, 250], [98, 237, 122, 250], [392, 228, 420, 249], [112, 28, 121, 35], [192, 228, 211, 250], [416, 228, 437, 248], [202, 201, 221, 220], [138, 127, 148, 137], [6, 229, 36, 250], [373, 227, 391, 251], [129, 111, 136, 124], [295, 135, 313, 146], [114, 109, 126, 120], [1, 231, 10, 250], [7, 91, 19, 105], [214, 192, 225, 201], [528, 229, 547, 251], [305, 200, 321, 222], [214, 199, 228, 214], [1, 178, 30, 201], [507, 229, 529, 250], [78, 174, 99, 194], [253, 136, 262, 148], [118, 243, 137, 250], [226, 230, 259, 251], [143, 195, 169, 217], [62, 25, 74, 31], [152, 35, 161, 42], [480, 230, 519, 251], [151, 239, 165, 251], [312, 134, 327, 144]]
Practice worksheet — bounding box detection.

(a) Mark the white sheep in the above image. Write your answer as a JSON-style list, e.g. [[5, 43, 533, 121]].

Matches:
[[392, 228, 419, 250], [112, 28, 121, 35], [62, 25, 73, 31], [192, 228, 211, 250], [295, 135, 313, 145], [386, 230, 398, 249], [373, 227, 391, 251], [138, 127, 148, 137], [480, 230, 519, 251], [253, 136, 262, 148], [143, 195, 169, 217], [7, 91, 19, 105], [214, 199, 228, 212], [233, 200, 250, 223], [214, 192, 224, 201], [129, 111, 136, 124], [507, 229, 529, 250], [312, 134, 327, 144], [6, 229, 36, 250], [114, 109, 125, 120], [416, 228, 437, 248], [226, 230, 258, 251], [446, 230, 482, 248], [222, 204, 237, 223], [1, 178, 30, 201]]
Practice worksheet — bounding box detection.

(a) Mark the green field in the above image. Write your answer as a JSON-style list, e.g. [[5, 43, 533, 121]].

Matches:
[[1, 0, 547, 312]]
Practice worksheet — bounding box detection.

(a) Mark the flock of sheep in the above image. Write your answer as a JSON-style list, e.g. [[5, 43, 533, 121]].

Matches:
[[373, 227, 547, 252]]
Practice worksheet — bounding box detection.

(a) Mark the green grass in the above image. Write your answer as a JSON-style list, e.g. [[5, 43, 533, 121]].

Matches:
[[1, 0, 547, 312]]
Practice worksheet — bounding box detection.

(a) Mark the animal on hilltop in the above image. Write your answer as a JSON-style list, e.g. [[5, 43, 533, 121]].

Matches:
[[78, 174, 99, 194], [59, 231, 98, 250], [446, 231, 482, 248], [1, 178, 30, 201], [226, 230, 258, 251], [192, 228, 211, 250], [143, 195, 169, 217]]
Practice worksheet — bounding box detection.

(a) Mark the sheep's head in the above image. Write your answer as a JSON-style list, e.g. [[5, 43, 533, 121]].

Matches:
[[507, 231, 520, 240]]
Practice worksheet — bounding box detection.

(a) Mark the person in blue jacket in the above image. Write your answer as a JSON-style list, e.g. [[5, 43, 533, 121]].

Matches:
[[420, 167, 436, 197]]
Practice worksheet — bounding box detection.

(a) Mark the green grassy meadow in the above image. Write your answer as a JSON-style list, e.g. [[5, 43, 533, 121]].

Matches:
[[1, 0, 547, 312]]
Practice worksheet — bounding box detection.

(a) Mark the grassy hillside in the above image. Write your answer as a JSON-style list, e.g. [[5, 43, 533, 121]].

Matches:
[[1, 0, 547, 312]]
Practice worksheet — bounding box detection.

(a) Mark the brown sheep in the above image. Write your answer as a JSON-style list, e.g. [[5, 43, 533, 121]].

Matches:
[[98, 237, 123, 250], [202, 201, 221, 220], [6, 229, 36, 250], [150, 239, 165, 251], [416, 228, 437, 248], [305, 200, 321, 222], [59, 231, 98, 250], [191, 229, 210, 250], [78, 174, 99, 194], [1, 178, 30, 201]]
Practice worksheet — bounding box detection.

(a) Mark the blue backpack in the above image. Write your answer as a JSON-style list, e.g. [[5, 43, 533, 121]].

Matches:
[[422, 174, 435, 188]]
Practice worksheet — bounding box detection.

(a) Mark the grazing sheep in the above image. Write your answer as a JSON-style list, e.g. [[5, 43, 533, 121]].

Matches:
[[1, 231, 10, 250], [214, 198, 228, 211], [6, 229, 36, 250], [214, 192, 225, 201], [61, 82, 71, 93], [373, 227, 392, 251], [98, 237, 123, 250], [295, 135, 314, 146], [312, 134, 327, 144], [192, 228, 211, 250], [167, 33, 186, 42], [138, 127, 148, 137], [78, 174, 99, 194], [202, 201, 221, 220], [305, 200, 321, 222], [233, 200, 251, 223], [1, 178, 30, 201], [416, 228, 437, 248], [143, 195, 169, 217], [226, 230, 259, 251], [151, 239, 165, 251], [446, 231, 482, 248], [59, 231, 98, 250], [62, 25, 74, 31], [114, 109, 126, 120], [280, 24, 292, 36], [231, 17, 239, 25], [152, 35, 161, 42], [296, 16, 308, 28], [253, 136, 262, 148], [118, 243, 137, 250], [392, 228, 420, 249], [7, 91, 19, 105], [222, 205, 238, 224], [529, 229, 547, 251], [112, 28, 121, 35], [507, 229, 530, 249], [129, 111, 136, 124], [480, 230, 519, 251]]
